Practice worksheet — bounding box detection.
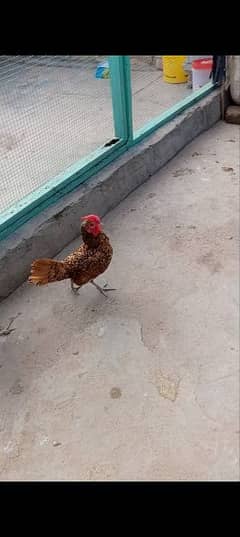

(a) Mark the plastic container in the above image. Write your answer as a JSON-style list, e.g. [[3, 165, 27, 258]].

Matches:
[[184, 56, 212, 88], [162, 56, 188, 84], [95, 61, 110, 79], [192, 58, 213, 91]]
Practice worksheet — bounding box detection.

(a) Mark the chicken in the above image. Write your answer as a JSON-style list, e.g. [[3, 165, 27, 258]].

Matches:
[[28, 214, 115, 297]]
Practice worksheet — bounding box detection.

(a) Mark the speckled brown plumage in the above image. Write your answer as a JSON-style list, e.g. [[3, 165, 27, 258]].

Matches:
[[28, 229, 113, 287]]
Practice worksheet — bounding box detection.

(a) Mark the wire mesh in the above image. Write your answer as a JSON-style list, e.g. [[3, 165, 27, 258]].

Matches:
[[0, 56, 114, 213], [130, 56, 214, 133]]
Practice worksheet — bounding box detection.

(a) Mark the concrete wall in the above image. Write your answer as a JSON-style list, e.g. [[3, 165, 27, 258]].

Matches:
[[0, 90, 221, 302], [229, 56, 240, 105]]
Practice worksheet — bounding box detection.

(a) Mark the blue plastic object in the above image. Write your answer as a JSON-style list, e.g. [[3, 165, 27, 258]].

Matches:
[[95, 61, 110, 79]]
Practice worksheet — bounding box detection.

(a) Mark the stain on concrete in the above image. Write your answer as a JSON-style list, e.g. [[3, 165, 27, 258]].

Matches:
[[147, 193, 157, 199], [154, 372, 180, 402], [197, 251, 223, 274], [173, 168, 194, 177], [78, 372, 88, 379], [3, 441, 20, 459], [110, 387, 122, 399], [222, 166, 234, 172], [9, 380, 24, 395]]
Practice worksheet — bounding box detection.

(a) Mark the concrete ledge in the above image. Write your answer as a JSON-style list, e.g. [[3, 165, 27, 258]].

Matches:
[[0, 90, 221, 301]]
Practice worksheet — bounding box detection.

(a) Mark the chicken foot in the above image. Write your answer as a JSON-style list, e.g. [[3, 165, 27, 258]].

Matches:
[[71, 279, 116, 297], [90, 280, 116, 297]]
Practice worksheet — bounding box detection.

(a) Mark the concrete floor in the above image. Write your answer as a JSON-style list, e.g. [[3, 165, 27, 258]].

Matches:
[[0, 56, 190, 212], [0, 121, 239, 481]]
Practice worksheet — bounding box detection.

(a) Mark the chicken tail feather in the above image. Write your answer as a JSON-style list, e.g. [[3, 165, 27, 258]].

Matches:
[[28, 258, 66, 286]]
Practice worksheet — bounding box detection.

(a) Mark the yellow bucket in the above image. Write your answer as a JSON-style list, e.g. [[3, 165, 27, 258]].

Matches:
[[162, 56, 188, 84]]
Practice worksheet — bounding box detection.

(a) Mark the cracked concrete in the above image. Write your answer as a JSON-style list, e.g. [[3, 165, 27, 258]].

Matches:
[[0, 121, 239, 481]]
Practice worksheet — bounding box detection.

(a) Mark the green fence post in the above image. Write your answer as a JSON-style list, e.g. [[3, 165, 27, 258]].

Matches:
[[109, 56, 133, 143]]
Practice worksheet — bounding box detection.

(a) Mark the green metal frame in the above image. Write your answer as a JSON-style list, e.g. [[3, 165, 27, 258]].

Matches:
[[0, 56, 215, 241], [108, 56, 133, 141]]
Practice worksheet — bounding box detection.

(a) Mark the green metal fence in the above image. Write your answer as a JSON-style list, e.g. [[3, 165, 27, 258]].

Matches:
[[0, 55, 214, 241]]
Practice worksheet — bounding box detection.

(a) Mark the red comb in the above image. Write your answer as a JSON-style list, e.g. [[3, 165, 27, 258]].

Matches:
[[81, 214, 101, 223]]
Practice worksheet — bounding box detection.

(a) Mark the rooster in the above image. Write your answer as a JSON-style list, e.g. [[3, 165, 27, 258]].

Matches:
[[28, 214, 115, 297]]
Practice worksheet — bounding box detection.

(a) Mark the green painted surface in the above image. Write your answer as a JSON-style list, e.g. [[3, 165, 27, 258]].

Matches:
[[109, 56, 133, 141]]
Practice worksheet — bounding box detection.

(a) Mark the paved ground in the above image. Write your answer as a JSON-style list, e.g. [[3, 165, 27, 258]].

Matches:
[[0, 121, 239, 481], [0, 56, 190, 212]]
